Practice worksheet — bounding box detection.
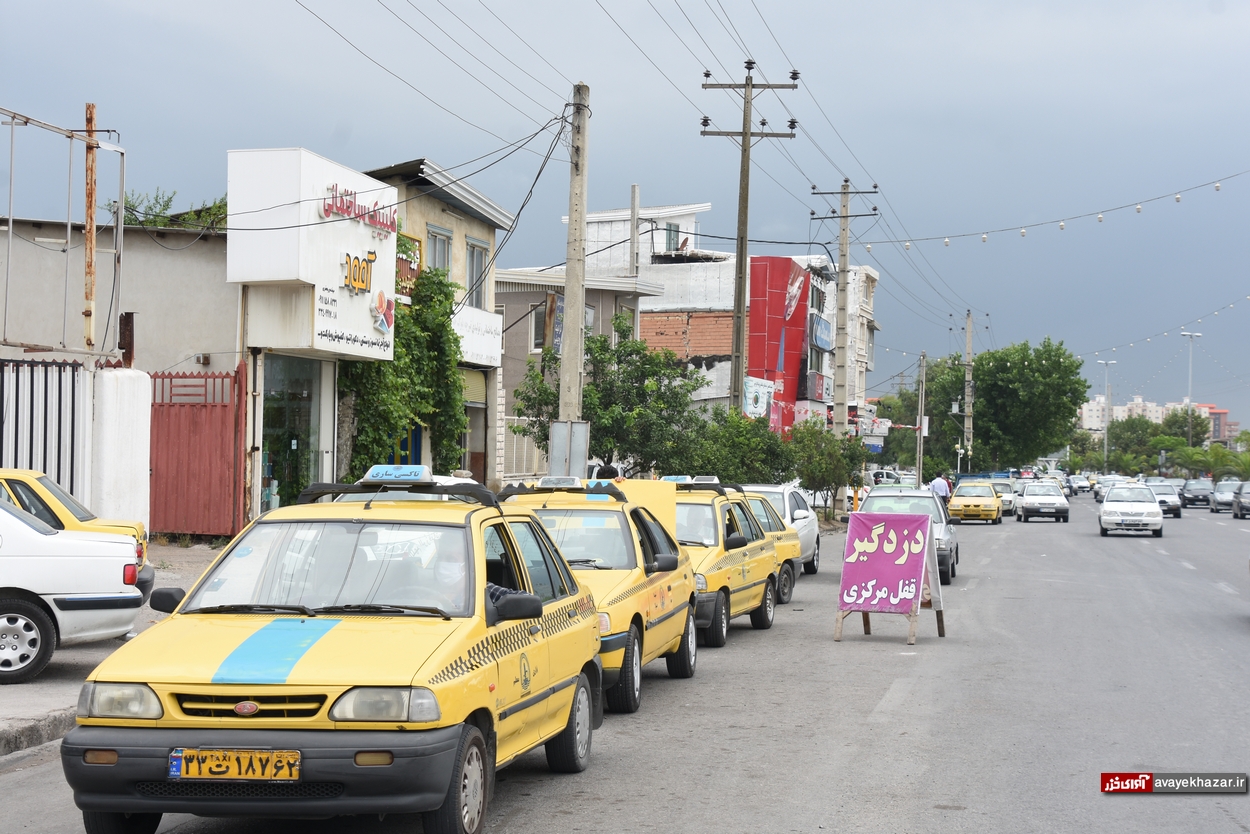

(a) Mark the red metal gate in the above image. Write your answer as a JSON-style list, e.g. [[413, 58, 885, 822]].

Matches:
[[150, 364, 246, 536]]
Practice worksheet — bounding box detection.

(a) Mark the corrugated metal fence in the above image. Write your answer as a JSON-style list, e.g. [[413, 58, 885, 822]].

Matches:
[[503, 416, 547, 481], [0, 359, 90, 498], [150, 364, 245, 536]]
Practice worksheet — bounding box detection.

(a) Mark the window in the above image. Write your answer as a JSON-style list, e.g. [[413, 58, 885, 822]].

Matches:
[[0, 501, 55, 535], [615, 302, 635, 343], [509, 521, 569, 602], [666, 223, 679, 251], [38, 476, 95, 521], [747, 498, 780, 533], [8, 481, 63, 529], [535, 508, 634, 570], [483, 524, 522, 593], [809, 348, 823, 376], [675, 503, 717, 547], [466, 243, 488, 309], [788, 492, 804, 519], [427, 226, 451, 272], [530, 304, 546, 351], [634, 508, 677, 557], [810, 282, 826, 314], [584, 305, 595, 331], [730, 502, 763, 542]]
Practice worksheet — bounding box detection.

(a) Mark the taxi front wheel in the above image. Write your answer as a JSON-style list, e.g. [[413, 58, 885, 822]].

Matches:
[[606, 626, 642, 714], [424, 725, 488, 834], [666, 609, 697, 679], [546, 673, 593, 773], [82, 812, 162, 834], [701, 591, 729, 648]]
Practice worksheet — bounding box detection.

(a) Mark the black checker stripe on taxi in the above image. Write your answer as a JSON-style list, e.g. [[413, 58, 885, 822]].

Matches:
[[427, 622, 532, 685], [541, 594, 594, 637], [604, 581, 648, 608], [707, 550, 743, 573]]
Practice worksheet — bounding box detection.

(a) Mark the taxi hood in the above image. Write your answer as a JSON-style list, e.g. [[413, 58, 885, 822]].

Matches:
[[683, 544, 723, 575], [90, 614, 463, 687], [570, 569, 636, 606]]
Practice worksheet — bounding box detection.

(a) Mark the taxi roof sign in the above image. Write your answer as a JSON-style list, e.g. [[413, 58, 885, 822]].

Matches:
[[537, 476, 583, 489], [660, 475, 692, 483], [362, 464, 433, 484], [691, 475, 720, 484]]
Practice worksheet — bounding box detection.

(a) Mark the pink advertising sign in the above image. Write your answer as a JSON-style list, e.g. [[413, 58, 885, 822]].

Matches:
[[839, 512, 931, 615]]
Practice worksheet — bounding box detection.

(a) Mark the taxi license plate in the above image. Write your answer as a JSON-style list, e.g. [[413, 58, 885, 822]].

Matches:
[[1040, 508, 1055, 512], [169, 748, 301, 781]]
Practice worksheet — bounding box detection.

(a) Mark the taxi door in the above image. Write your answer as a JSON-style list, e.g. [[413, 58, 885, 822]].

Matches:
[[507, 519, 586, 740], [481, 521, 549, 762], [632, 508, 686, 659], [727, 500, 772, 615]]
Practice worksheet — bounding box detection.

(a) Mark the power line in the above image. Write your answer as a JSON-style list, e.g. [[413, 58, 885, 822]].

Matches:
[[434, 0, 567, 100], [475, 0, 574, 87]]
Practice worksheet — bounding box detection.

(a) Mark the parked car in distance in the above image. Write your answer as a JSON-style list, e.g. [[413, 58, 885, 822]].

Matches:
[[1099, 485, 1164, 537], [1211, 480, 1239, 513], [1180, 479, 1214, 508], [870, 469, 902, 486], [1232, 483, 1250, 519], [0, 501, 143, 684], [1148, 483, 1182, 518], [1017, 482, 1070, 522], [742, 483, 820, 576], [857, 489, 959, 585]]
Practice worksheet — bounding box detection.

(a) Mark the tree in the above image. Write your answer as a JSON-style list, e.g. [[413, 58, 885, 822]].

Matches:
[[1217, 451, 1250, 481], [1107, 416, 1159, 463], [1160, 409, 1209, 447], [338, 267, 467, 479], [874, 392, 918, 468], [124, 188, 227, 230], [512, 314, 706, 476], [663, 406, 794, 484], [790, 420, 865, 514], [1169, 446, 1209, 477]]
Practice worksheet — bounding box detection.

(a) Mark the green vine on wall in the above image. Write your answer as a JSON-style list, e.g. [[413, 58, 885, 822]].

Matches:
[[338, 267, 467, 479]]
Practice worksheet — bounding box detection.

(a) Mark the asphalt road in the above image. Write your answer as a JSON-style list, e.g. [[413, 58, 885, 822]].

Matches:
[[5, 497, 1250, 833]]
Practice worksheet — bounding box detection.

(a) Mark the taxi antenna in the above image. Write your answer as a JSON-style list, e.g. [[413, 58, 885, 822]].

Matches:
[[362, 486, 387, 510]]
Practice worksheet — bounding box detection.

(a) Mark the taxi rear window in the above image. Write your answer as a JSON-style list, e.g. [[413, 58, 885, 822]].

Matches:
[[534, 509, 634, 570], [184, 521, 473, 616]]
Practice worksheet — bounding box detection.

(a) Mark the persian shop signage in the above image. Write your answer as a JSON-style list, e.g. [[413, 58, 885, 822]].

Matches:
[[314, 249, 396, 355], [320, 184, 397, 239]]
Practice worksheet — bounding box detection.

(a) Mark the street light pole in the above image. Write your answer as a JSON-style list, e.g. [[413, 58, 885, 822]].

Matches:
[[1180, 331, 1202, 446], [1097, 359, 1116, 474]]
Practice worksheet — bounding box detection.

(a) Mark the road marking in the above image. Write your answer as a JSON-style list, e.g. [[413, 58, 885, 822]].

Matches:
[[1216, 521, 1227, 526], [1217, 582, 1239, 595], [1180, 562, 1196, 570], [899, 652, 916, 656], [963, 578, 981, 590], [869, 677, 916, 722], [1157, 549, 1169, 555]]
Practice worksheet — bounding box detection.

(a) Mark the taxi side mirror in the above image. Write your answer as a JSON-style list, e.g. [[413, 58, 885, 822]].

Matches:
[[496, 592, 543, 621], [653, 554, 679, 573], [792, 509, 810, 521], [150, 587, 186, 614], [725, 533, 748, 550]]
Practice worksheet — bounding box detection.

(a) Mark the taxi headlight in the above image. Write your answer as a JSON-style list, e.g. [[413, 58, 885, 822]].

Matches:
[[597, 613, 611, 635], [329, 687, 441, 723], [695, 574, 707, 592], [78, 682, 163, 720]]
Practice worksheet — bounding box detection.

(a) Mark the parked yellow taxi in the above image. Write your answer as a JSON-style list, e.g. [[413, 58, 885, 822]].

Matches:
[[0, 468, 152, 600], [948, 480, 1003, 524], [666, 477, 778, 647], [741, 490, 803, 604], [60, 466, 602, 834], [500, 477, 697, 714]]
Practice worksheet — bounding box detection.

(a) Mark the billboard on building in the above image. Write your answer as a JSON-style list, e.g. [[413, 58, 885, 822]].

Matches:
[[743, 376, 774, 419], [749, 257, 811, 431]]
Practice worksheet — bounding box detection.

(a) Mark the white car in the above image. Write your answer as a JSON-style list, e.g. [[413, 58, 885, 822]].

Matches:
[[0, 501, 143, 684], [1016, 482, 1070, 522], [990, 481, 1018, 515], [1100, 485, 1165, 537], [1148, 483, 1183, 518], [743, 483, 820, 577]]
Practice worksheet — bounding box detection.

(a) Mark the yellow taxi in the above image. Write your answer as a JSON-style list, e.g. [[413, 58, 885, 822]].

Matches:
[[499, 477, 698, 714], [0, 468, 152, 598], [741, 490, 803, 604], [666, 477, 778, 647], [947, 480, 1003, 524], [60, 466, 602, 834]]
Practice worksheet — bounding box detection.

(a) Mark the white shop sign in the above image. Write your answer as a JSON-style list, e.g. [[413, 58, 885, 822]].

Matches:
[[453, 305, 503, 367], [227, 148, 397, 361]]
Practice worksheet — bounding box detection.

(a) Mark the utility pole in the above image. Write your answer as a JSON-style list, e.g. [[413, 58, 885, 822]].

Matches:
[[1180, 330, 1202, 446], [559, 83, 590, 422], [963, 309, 974, 467], [83, 102, 97, 349], [916, 352, 927, 488], [1097, 359, 1115, 474], [701, 61, 797, 411], [628, 183, 640, 278]]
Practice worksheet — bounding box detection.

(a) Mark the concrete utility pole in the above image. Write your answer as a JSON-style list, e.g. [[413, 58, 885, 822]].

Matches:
[[811, 181, 877, 438], [559, 83, 590, 422], [963, 309, 974, 465], [916, 352, 927, 488], [1180, 330, 1201, 446], [700, 61, 797, 411], [1097, 359, 1115, 474], [628, 183, 640, 278], [83, 102, 97, 349]]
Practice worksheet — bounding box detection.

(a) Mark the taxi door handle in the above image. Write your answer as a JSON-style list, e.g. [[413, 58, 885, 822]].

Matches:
[[666, 585, 672, 591], [529, 625, 542, 635]]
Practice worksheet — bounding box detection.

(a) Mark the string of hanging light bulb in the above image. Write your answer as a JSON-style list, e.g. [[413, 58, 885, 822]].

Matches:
[[1079, 293, 1250, 358], [856, 170, 1244, 248]]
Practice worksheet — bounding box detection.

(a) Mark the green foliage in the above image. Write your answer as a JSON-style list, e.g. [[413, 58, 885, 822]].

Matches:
[[1107, 416, 1160, 462], [789, 419, 867, 510], [662, 406, 794, 484], [873, 392, 918, 468], [338, 267, 466, 479], [511, 314, 706, 476], [1160, 408, 1210, 446], [1218, 451, 1250, 481], [124, 188, 227, 230]]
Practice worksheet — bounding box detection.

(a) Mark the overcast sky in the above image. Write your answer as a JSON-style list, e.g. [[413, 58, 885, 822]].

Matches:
[[3, 1, 1248, 427]]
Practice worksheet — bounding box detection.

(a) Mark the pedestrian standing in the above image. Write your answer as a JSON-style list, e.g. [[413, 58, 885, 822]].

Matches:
[[930, 471, 951, 505]]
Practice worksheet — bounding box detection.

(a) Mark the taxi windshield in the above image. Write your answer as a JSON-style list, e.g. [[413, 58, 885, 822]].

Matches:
[[183, 521, 472, 617], [954, 485, 993, 498], [533, 508, 635, 570], [676, 503, 718, 547], [1025, 484, 1062, 496], [991, 483, 1012, 495], [859, 494, 943, 523]]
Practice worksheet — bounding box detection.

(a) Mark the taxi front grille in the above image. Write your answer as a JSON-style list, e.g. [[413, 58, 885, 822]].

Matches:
[[136, 781, 344, 799], [174, 693, 328, 719]]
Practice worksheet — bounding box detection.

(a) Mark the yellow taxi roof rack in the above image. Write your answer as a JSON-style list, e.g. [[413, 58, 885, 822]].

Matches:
[[297, 466, 500, 508], [675, 482, 729, 496]]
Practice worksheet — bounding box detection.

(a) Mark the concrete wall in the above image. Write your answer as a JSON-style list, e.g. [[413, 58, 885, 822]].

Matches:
[[390, 185, 499, 312], [91, 368, 152, 528], [637, 260, 737, 312]]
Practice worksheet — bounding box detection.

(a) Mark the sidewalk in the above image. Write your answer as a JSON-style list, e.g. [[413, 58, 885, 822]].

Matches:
[[0, 543, 220, 756]]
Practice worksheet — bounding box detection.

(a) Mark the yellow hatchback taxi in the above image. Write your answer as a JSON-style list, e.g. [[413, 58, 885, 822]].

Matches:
[[60, 466, 602, 834], [948, 480, 1003, 524], [741, 490, 803, 604], [667, 477, 778, 647], [500, 477, 697, 714]]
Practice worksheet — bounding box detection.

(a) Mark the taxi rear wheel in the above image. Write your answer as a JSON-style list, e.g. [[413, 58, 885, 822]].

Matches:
[[0, 600, 55, 685], [546, 673, 592, 773], [701, 591, 729, 648], [750, 580, 775, 630], [606, 626, 642, 714], [424, 724, 487, 834], [777, 563, 795, 604], [666, 609, 697, 679], [82, 812, 162, 834]]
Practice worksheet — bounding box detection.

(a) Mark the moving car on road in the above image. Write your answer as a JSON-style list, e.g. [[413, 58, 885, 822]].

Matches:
[[857, 489, 959, 585], [742, 482, 820, 578], [1180, 478, 1214, 508], [62, 465, 604, 834], [1016, 482, 1070, 522], [1099, 484, 1165, 537], [500, 477, 697, 714], [947, 481, 1003, 524], [1211, 480, 1239, 513], [1233, 482, 1250, 519], [991, 481, 1019, 516], [1148, 483, 1183, 518]]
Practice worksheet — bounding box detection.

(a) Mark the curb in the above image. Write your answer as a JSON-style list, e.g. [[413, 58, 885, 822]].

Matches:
[[0, 707, 76, 757]]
